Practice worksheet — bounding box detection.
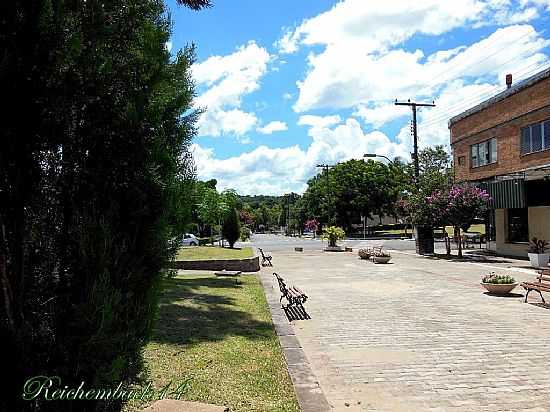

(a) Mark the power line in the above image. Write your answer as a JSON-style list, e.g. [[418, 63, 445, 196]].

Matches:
[[419, 63, 549, 128], [416, 28, 540, 96], [420, 59, 549, 125]]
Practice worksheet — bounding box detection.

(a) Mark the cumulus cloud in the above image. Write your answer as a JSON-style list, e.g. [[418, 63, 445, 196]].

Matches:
[[257, 121, 288, 134], [297, 115, 342, 128], [193, 41, 270, 137], [191, 0, 550, 194], [292, 24, 548, 113], [191, 117, 411, 195]]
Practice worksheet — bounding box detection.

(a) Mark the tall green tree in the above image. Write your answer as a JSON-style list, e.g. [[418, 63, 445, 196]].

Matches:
[[0, 1, 209, 411], [222, 208, 241, 248]]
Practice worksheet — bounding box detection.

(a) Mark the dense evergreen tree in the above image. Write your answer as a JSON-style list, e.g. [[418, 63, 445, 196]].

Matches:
[[222, 208, 241, 248], [0, 1, 209, 411]]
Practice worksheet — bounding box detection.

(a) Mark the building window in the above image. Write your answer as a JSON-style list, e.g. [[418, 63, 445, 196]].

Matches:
[[471, 138, 497, 168], [457, 156, 465, 166], [521, 119, 550, 155], [507, 208, 528, 243]]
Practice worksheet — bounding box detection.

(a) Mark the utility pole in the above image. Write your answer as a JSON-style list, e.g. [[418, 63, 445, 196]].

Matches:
[[316, 164, 336, 224], [394, 99, 435, 185]]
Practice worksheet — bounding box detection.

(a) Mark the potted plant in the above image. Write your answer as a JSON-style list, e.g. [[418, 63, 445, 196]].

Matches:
[[322, 226, 345, 251], [528, 237, 549, 268], [480, 273, 518, 295], [373, 249, 392, 264], [358, 248, 371, 260]]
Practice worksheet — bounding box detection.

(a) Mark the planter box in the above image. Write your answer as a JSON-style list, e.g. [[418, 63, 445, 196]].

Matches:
[[295, 247, 304, 252], [169, 255, 260, 272], [345, 247, 353, 252], [528, 253, 550, 268], [324, 246, 344, 252], [373, 256, 391, 264], [481, 282, 518, 295]]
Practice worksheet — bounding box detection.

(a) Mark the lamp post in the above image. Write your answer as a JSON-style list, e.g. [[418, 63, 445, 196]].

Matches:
[[363, 153, 392, 163]]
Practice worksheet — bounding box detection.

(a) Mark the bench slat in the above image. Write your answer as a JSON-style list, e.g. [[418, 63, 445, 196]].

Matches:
[[521, 282, 550, 292]]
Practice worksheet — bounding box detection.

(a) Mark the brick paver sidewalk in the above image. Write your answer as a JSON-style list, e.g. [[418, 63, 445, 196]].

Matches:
[[263, 250, 550, 412]]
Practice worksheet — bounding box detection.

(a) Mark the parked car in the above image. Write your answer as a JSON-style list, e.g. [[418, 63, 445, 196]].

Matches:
[[181, 233, 199, 246]]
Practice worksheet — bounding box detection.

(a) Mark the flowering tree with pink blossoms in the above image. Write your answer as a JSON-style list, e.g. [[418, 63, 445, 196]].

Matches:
[[427, 185, 491, 257], [304, 218, 320, 237]]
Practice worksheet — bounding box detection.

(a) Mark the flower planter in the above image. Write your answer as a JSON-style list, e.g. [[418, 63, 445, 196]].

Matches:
[[480, 282, 518, 295], [528, 253, 550, 268], [373, 255, 391, 264], [324, 246, 344, 252]]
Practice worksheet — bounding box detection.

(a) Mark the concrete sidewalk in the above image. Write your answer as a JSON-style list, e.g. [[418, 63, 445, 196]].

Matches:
[[261, 248, 550, 412]]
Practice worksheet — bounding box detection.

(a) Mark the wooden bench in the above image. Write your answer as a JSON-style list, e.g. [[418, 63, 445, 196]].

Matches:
[[258, 248, 273, 267], [521, 269, 550, 303], [273, 272, 307, 308]]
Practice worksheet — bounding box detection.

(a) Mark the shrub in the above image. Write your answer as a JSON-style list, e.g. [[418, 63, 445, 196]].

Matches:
[[322, 226, 345, 247], [529, 237, 548, 254], [240, 226, 252, 241], [223, 208, 241, 248], [482, 273, 516, 284]]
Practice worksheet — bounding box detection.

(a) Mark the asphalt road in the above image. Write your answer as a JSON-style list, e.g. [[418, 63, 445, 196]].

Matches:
[[249, 233, 418, 252]]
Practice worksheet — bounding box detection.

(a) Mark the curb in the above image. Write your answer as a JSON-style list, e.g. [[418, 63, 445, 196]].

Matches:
[[258, 271, 332, 412]]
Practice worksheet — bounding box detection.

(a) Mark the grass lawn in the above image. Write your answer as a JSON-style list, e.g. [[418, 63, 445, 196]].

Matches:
[[176, 246, 254, 261], [124, 273, 299, 412]]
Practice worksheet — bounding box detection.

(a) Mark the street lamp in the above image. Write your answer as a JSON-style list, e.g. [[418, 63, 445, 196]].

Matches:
[[363, 153, 392, 163]]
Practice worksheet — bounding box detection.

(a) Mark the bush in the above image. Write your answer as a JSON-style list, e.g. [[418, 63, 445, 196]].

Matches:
[[322, 226, 345, 247], [223, 208, 241, 248], [482, 273, 516, 284], [240, 226, 252, 241]]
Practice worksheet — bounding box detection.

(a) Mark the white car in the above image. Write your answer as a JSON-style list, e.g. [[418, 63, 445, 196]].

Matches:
[[181, 233, 199, 246]]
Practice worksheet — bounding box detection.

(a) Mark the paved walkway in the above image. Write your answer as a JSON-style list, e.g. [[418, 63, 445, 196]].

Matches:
[[261, 249, 550, 412]]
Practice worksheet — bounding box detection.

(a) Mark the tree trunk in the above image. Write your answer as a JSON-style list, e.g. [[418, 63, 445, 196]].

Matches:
[[457, 227, 463, 258]]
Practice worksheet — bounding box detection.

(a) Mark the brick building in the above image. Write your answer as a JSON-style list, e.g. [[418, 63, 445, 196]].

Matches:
[[449, 67, 550, 257]]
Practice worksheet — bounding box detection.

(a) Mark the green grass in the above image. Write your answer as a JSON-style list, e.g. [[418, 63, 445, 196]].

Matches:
[[124, 273, 299, 412], [176, 246, 254, 261], [443, 224, 486, 236]]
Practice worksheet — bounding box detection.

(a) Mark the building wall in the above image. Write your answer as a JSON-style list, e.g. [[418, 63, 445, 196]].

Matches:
[[450, 76, 550, 182], [494, 206, 550, 257]]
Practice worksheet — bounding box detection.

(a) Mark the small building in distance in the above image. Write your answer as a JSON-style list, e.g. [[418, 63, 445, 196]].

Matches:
[[449, 67, 550, 258]]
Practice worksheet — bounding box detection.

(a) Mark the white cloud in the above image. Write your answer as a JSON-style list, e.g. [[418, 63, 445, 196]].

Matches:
[[165, 41, 173, 52], [297, 115, 342, 128], [257, 121, 288, 135], [292, 24, 548, 113], [283, 92, 293, 100], [192, 42, 270, 137], [353, 103, 410, 128], [197, 109, 258, 137], [191, 117, 411, 195]]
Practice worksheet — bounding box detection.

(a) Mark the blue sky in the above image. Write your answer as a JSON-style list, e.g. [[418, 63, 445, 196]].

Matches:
[[166, 0, 550, 195]]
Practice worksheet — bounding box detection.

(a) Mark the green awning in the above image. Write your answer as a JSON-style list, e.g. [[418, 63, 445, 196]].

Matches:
[[478, 179, 525, 209]]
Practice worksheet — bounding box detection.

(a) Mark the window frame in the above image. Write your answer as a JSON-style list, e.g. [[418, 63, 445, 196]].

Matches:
[[470, 137, 497, 168], [520, 119, 550, 155]]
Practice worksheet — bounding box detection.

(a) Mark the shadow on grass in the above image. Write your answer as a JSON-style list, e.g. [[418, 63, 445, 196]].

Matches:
[[152, 276, 274, 347]]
